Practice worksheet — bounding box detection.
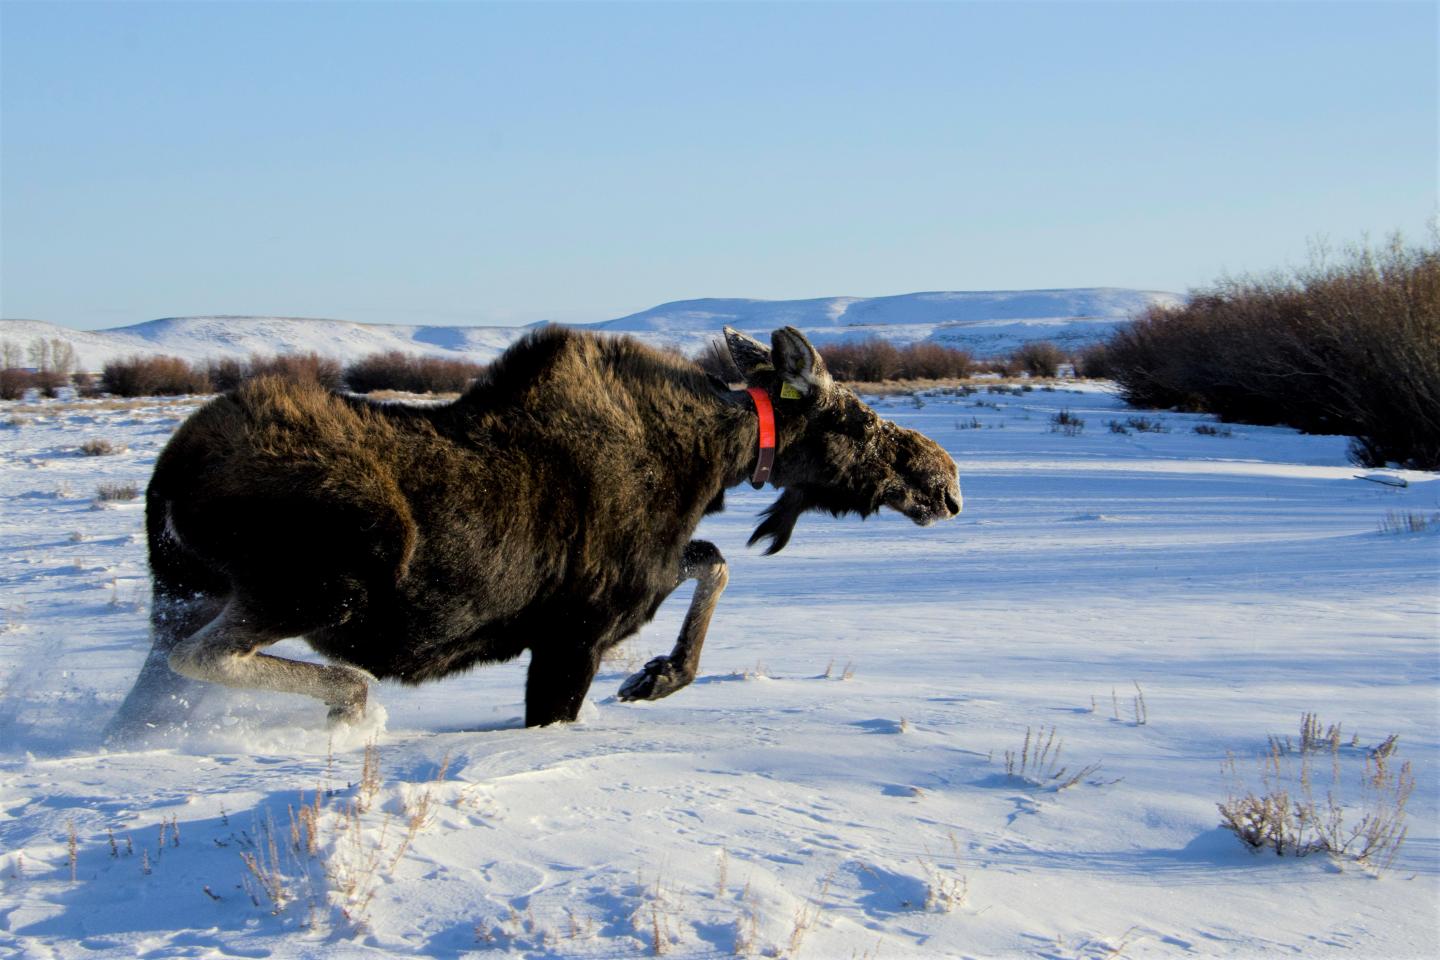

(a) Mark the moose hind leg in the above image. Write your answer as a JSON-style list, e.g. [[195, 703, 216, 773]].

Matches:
[[618, 540, 729, 702], [105, 591, 225, 742], [525, 643, 603, 727], [167, 601, 369, 725]]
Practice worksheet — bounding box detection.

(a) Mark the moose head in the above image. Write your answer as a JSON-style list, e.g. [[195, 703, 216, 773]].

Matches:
[[721, 326, 963, 554]]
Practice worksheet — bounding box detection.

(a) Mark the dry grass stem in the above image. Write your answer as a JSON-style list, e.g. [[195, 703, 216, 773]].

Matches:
[[1003, 725, 1102, 790], [1378, 510, 1440, 534], [67, 820, 77, 882]]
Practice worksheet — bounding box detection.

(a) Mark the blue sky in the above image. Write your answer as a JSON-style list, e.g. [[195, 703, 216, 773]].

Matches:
[[2, 1, 1435, 329]]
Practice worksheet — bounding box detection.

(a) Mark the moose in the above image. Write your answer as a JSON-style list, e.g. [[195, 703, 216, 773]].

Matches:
[[105, 326, 961, 739]]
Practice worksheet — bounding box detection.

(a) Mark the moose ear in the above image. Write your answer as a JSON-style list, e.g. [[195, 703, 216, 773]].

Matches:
[[723, 326, 773, 380], [770, 326, 831, 397]]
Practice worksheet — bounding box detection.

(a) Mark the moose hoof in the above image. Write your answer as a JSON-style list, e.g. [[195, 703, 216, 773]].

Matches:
[[618, 656, 692, 702]]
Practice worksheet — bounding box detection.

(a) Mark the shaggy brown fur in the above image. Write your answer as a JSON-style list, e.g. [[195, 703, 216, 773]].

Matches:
[[106, 326, 960, 737]]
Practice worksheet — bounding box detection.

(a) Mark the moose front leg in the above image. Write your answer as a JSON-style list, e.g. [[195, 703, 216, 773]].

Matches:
[[618, 540, 729, 703]]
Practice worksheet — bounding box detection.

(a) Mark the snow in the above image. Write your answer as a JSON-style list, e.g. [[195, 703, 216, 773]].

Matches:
[[1, 384, 1436, 958], [0, 288, 1180, 373]]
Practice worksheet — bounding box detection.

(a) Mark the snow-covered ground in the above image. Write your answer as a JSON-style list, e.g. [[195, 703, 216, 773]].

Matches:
[[1, 384, 1436, 959]]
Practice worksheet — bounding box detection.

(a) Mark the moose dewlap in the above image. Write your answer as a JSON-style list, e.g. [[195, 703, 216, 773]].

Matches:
[[106, 326, 961, 739]]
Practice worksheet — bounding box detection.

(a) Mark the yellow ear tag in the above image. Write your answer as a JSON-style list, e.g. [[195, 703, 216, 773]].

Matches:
[[780, 382, 803, 400]]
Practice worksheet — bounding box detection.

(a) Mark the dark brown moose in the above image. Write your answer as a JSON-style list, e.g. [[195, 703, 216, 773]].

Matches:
[[106, 326, 961, 738]]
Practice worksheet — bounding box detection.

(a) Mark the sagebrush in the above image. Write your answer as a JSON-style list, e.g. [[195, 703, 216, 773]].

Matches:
[[1219, 714, 1414, 870]]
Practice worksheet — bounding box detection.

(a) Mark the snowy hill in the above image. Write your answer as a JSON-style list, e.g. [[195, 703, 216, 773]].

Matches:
[[0, 316, 521, 374], [596, 288, 1180, 355], [0, 288, 1180, 372]]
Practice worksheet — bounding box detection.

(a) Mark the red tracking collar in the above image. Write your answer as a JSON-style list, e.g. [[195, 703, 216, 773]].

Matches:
[[746, 386, 775, 489]]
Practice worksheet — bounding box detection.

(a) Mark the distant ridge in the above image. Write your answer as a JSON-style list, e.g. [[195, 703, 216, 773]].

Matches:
[[594, 287, 1179, 355], [0, 287, 1179, 372]]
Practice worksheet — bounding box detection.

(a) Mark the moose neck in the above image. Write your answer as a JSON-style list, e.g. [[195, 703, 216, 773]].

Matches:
[[636, 382, 783, 510], [707, 386, 808, 495]]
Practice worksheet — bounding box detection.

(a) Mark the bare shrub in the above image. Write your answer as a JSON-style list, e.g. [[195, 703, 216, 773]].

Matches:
[[920, 834, 969, 913], [344, 351, 486, 394], [1193, 423, 1233, 437], [1125, 416, 1167, 433], [1050, 409, 1085, 436], [247, 352, 344, 389], [819, 338, 903, 382], [901, 342, 972, 379], [1219, 717, 1414, 870], [1013, 340, 1065, 378], [102, 352, 347, 395], [80, 438, 118, 456], [1074, 342, 1111, 379], [72, 371, 101, 397], [96, 481, 140, 501], [1107, 234, 1440, 469], [0, 367, 35, 401], [204, 357, 246, 392], [807, 338, 973, 383], [1378, 511, 1440, 535], [101, 355, 211, 397], [979, 356, 1022, 377]]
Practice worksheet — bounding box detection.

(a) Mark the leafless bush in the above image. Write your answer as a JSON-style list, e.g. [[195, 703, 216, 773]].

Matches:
[[1012, 340, 1065, 378], [103, 351, 351, 396], [901, 342, 973, 379], [1220, 717, 1414, 870], [1378, 511, 1440, 534], [0, 367, 36, 400], [811, 338, 972, 382], [818, 338, 903, 382], [1074, 341, 1111, 379], [920, 834, 969, 913], [80, 438, 119, 456], [247, 352, 344, 389], [96, 481, 140, 502], [1107, 234, 1440, 469], [204, 357, 246, 392], [72, 371, 102, 397], [1193, 423, 1233, 437], [1050, 409, 1085, 436], [978, 356, 1022, 377], [344, 351, 486, 394], [101, 355, 211, 397]]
